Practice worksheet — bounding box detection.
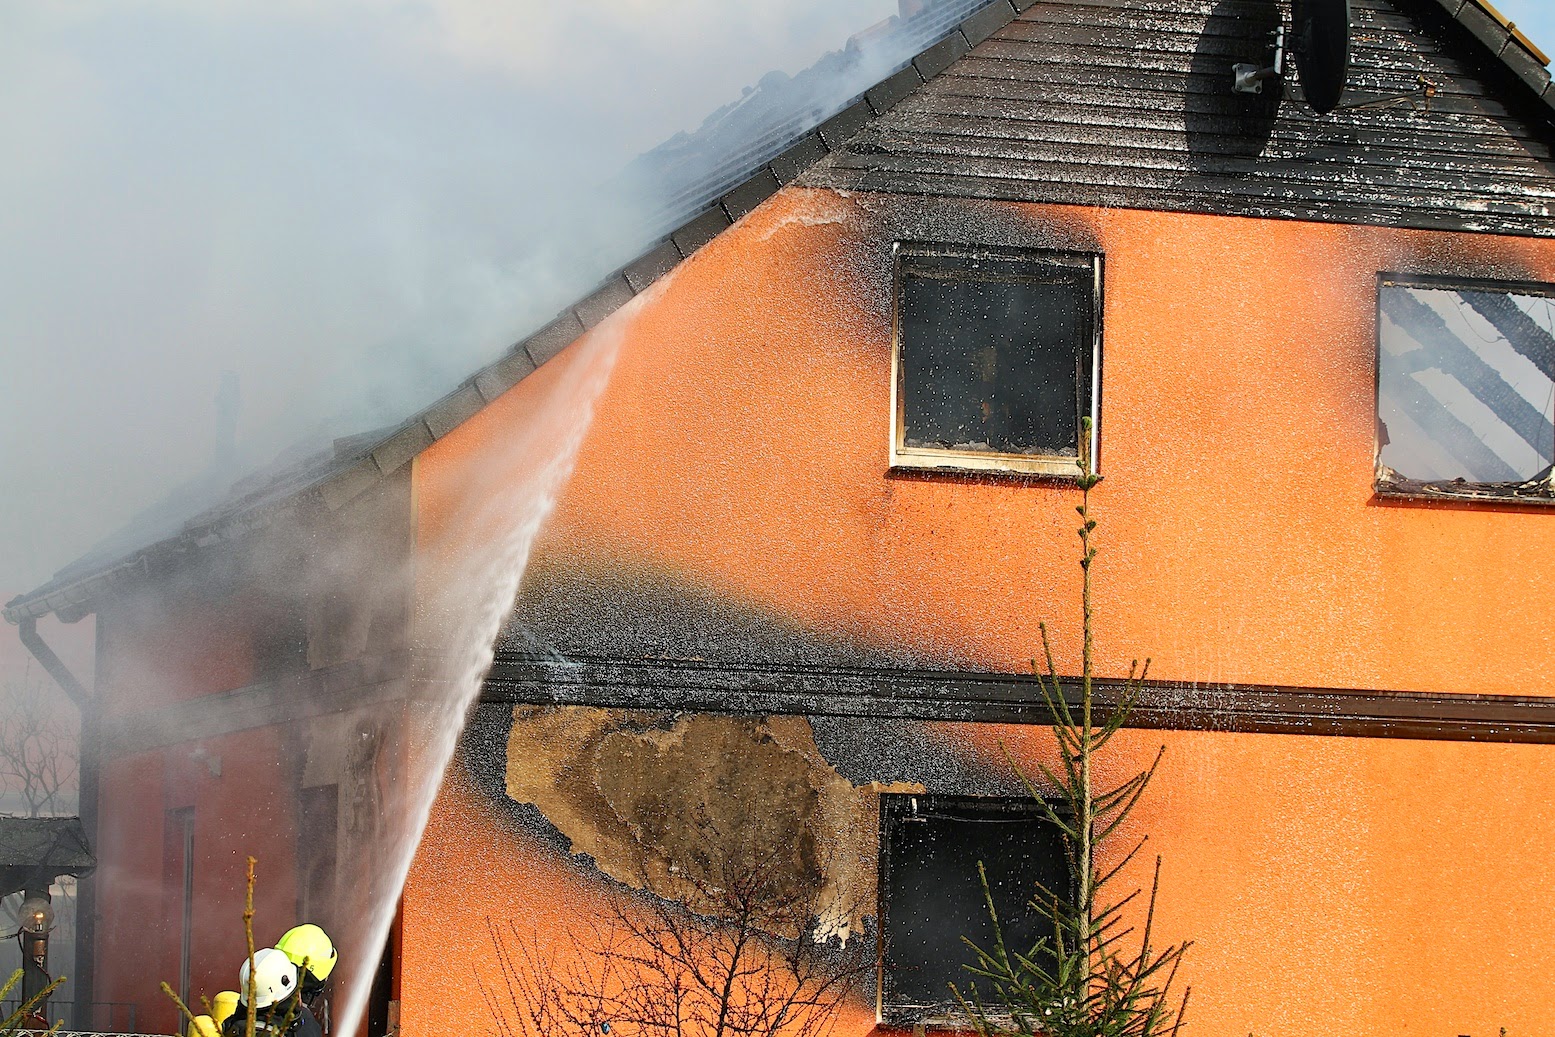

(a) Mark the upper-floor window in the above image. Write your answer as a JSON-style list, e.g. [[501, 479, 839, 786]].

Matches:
[[1377, 275, 1555, 502], [892, 244, 1102, 477]]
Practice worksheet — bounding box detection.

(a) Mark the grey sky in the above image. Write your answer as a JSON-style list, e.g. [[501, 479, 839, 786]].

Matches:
[[0, 0, 901, 595]]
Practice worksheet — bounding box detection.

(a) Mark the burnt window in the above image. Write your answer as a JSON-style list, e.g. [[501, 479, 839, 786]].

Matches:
[[877, 794, 1069, 1025], [892, 245, 1102, 477], [1377, 276, 1555, 502]]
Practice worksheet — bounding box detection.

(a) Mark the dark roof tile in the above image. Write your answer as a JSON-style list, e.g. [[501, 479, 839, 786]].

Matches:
[[913, 30, 971, 80], [318, 457, 381, 512], [474, 348, 539, 402], [1456, 1, 1513, 55], [770, 133, 829, 185], [576, 274, 636, 329], [424, 383, 487, 438], [866, 65, 925, 115], [372, 421, 433, 475], [817, 99, 872, 149], [960, 1, 1016, 47], [672, 206, 733, 255], [524, 312, 586, 365], [1502, 41, 1554, 95], [624, 239, 683, 291], [721, 167, 781, 222]]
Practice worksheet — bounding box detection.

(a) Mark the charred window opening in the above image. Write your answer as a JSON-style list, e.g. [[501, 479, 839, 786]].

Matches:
[[877, 794, 1069, 1025], [892, 244, 1102, 477], [1377, 275, 1555, 502]]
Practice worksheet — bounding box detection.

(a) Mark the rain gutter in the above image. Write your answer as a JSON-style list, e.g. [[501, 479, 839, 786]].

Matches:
[[17, 618, 90, 710]]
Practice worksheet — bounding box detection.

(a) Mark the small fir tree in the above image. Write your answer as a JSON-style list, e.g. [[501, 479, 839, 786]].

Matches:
[[954, 420, 1191, 1037]]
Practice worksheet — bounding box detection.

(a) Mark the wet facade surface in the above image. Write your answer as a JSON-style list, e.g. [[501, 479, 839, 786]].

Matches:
[[404, 179, 1555, 1034]]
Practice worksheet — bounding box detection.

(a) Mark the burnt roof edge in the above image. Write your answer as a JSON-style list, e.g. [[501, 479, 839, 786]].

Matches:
[[2, 1, 1020, 626], [1432, 0, 1555, 113], [11, 0, 1555, 625]]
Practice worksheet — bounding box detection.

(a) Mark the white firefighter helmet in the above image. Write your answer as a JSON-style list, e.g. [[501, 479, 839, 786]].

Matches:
[[238, 947, 298, 1009]]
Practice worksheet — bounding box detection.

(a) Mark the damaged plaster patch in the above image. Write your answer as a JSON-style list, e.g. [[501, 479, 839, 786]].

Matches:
[[505, 706, 888, 938]]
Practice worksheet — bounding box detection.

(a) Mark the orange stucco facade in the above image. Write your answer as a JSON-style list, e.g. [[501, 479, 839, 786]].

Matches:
[[403, 187, 1555, 1035]]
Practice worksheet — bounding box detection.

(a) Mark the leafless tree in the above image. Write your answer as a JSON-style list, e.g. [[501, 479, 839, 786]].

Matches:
[[0, 667, 80, 1008], [0, 667, 77, 818], [481, 818, 871, 1037]]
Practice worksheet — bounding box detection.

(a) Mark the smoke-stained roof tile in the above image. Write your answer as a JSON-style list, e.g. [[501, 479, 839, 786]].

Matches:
[[318, 457, 381, 513], [866, 65, 925, 115], [721, 168, 781, 222], [1512, 53, 1554, 95], [960, 1, 1016, 47], [624, 240, 683, 291], [912, 31, 971, 80], [474, 349, 539, 403], [424, 383, 487, 439], [770, 133, 829, 185], [576, 275, 635, 329], [372, 422, 433, 476], [1455, 1, 1509, 52], [672, 206, 733, 255], [524, 312, 586, 365], [817, 100, 872, 148]]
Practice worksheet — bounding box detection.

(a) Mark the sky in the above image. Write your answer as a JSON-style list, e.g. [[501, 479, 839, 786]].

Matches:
[[1496, 1, 1555, 59], [0, 0, 903, 596], [4, 0, 1555, 599]]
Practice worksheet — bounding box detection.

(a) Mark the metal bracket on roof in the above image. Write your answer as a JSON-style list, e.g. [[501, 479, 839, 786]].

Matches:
[[1343, 75, 1440, 113], [1234, 25, 1286, 95]]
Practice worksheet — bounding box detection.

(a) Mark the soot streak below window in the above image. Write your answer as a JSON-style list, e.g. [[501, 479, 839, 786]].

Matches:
[[893, 244, 1102, 477], [1377, 275, 1555, 502], [878, 794, 1069, 1026]]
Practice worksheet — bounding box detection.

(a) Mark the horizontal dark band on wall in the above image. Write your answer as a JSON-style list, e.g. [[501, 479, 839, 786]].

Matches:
[[100, 652, 412, 757], [482, 654, 1555, 744]]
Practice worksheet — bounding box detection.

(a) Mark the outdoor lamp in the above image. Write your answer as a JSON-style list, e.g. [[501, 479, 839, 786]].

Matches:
[[16, 891, 54, 1024], [18, 895, 54, 934]]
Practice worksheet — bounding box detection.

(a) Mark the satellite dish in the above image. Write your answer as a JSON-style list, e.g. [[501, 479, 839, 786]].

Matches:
[[1291, 0, 1352, 114]]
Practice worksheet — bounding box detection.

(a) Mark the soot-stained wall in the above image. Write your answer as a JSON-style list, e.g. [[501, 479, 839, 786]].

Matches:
[[426, 188, 1555, 694], [407, 185, 1555, 1035]]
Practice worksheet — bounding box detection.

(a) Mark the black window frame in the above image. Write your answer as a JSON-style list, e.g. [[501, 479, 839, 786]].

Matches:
[[890, 242, 1104, 478], [876, 793, 1072, 1027], [1375, 271, 1555, 505]]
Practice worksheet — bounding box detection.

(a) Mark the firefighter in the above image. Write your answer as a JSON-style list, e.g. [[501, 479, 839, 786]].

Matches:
[[222, 948, 318, 1037], [276, 923, 334, 1035], [275, 924, 337, 1008]]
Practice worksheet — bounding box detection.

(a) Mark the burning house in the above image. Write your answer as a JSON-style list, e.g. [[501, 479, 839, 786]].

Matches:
[[9, 0, 1555, 1034]]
